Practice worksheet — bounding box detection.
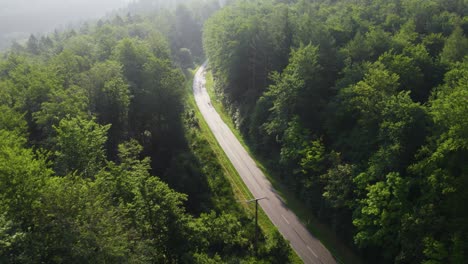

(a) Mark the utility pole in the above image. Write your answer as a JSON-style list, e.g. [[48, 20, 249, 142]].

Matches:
[[246, 197, 267, 256]]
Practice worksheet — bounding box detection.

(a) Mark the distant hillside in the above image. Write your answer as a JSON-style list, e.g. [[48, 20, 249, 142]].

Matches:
[[0, 0, 130, 50]]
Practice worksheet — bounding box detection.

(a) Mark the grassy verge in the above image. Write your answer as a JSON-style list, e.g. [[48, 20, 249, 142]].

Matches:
[[185, 68, 302, 264], [204, 69, 363, 264]]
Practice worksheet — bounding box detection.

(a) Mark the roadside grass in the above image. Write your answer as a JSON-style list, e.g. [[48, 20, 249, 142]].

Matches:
[[184, 68, 302, 264], [204, 69, 363, 264]]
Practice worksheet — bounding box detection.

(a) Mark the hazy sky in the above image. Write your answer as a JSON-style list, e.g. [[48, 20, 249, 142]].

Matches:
[[0, 0, 132, 36]]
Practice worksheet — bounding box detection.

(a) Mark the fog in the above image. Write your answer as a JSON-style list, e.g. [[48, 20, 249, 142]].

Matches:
[[0, 0, 133, 49]]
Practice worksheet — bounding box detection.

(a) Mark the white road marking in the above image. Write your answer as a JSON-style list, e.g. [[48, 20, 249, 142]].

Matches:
[[281, 214, 290, 225], [307, 246, 319, 258]]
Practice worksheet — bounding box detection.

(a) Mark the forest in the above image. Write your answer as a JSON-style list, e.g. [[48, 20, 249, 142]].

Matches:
[[204, 0, 467, 263], [0, 0, 467, 263], [0, 0, 294, 263]]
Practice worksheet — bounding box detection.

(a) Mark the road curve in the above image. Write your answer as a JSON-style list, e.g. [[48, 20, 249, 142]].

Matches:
[[193, 63, 337, 264]]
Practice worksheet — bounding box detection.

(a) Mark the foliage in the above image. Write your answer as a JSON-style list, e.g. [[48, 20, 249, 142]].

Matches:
[[54, 116, 110, 178], [204, 0, 468, 262], [0, 2, 286, 263]]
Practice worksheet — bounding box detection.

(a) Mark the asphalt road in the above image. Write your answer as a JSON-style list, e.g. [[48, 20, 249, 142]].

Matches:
[[193, 63, 337, 264]]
